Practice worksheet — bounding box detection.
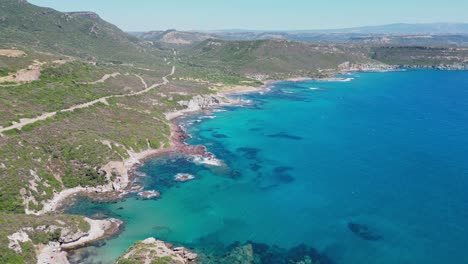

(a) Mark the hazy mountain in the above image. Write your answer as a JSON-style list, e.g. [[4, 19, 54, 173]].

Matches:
[[319, 23, 468, 34], [132, 24, 468, 46], [130, 29, 214, 45]]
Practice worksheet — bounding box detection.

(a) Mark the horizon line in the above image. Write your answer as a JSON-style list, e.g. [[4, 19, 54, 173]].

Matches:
[[122, 22, 468, 33]]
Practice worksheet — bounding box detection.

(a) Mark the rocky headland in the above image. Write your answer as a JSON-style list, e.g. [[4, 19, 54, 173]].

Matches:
[[7, 217, 123, 264], [116, 237, 197, 264]]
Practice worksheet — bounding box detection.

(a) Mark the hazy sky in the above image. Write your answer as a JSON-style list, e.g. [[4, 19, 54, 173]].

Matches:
[[29, 0, 468, 31]]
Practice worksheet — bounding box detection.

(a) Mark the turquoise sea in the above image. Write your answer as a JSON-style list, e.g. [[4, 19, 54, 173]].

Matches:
[[67, 70, 468, 264]]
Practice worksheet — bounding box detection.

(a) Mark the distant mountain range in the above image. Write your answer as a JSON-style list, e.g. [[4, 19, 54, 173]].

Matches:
[[314, 23, 468, 34], [207, 23, 468, 35], [129, 23, 468, 47]]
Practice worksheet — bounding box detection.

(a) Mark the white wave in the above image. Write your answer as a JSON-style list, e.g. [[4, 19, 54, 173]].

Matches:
[[192, 155, 223, 166], [134, 171, 147, 177], [337, 78, 354, 82]]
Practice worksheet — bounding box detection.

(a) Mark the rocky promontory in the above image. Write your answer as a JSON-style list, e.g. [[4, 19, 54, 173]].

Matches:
[[165, 94, 247, 120], [116, 237, 197, 264]]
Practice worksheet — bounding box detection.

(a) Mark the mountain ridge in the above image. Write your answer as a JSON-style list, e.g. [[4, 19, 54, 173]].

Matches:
[[202, 23, 468, 35]]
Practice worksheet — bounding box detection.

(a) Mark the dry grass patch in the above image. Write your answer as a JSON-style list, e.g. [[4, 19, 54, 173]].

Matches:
[[0, 49, 26, 58]]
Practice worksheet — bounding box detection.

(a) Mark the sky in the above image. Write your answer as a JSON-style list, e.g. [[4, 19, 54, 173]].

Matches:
[[29, 0, 468, 32]]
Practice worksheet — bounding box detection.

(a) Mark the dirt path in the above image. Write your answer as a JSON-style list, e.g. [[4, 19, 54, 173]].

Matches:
[[0, 66, 175, 134], [78, 72, 121, 85], [0, 60, 45, 84]]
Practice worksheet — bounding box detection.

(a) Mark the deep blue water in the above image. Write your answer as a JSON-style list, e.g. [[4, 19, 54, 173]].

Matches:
[[68, 70, 468, 264]]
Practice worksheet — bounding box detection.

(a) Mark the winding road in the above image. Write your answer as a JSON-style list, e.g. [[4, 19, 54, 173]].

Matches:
[[0, 66, 175, 134]]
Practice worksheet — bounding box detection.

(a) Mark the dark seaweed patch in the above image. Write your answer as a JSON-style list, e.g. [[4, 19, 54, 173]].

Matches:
[[236, 147, 260, 159], [258, 184, 280, 191], [348, 222, 383, 241], [212, 133, 229, 138], [247, 242, 335, 264], [196, 240, 334, 264], [229, 170, 242, 179], [275, 173, 295, 184], [267, 132, 303, 140], [274, 166, 294, 173], [250, 163, 262, 171], [273, 166, 295, 184]]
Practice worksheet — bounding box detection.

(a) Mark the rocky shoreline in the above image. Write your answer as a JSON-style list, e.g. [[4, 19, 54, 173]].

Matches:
[[116, 237, 198, 264], [25, 88, 264, 263], [27, 65, 390, 262], [35, 91, 257, 214], [19, 217, 123, 264], [281, 61, 468, 83], [26, 64, 468, 263]]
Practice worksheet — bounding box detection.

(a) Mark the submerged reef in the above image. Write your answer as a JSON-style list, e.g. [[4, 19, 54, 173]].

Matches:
[[199, 241, 335, 264], [267, 132, 303, 140], [347, 222, 382, 241]]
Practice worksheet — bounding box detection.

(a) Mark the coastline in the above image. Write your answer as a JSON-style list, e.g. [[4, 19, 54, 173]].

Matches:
[[37, 64, 396, 216], [32, 66, 468, 263], [37, 218, 123, 264], [29, 81, 271, 262], [31, 66, 394, 262]]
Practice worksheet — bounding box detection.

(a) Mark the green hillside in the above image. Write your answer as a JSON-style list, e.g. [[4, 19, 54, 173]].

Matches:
[[182, 39, 374, 79], [0, 0, 167, 66], [371, 46, 468, 66]]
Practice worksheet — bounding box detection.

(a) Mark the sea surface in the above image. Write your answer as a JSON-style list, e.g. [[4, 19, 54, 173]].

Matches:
[[67, 70, 468, 264]]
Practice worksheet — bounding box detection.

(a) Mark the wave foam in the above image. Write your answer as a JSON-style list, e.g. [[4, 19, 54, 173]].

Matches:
[[192, 155, 223, 166]]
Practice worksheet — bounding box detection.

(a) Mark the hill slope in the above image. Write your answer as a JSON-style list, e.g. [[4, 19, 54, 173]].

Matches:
[[134, 29, 214, 45], [182, 39, 376, 79], [0, 0, 167, 65]]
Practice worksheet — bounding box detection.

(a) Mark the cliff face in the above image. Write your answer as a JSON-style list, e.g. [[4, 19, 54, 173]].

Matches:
[[178, 94, 236, 111], [338, 61, 398, 72]]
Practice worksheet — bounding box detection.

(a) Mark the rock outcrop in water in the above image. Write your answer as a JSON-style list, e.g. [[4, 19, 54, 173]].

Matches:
[[174, 173, 196, 182], [137, 190, 161, 200], [116, 237, 197, 264]]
